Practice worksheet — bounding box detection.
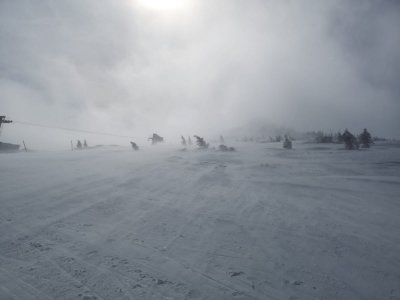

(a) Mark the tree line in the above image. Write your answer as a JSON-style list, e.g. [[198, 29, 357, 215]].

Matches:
[[308, 128, 373, 149]]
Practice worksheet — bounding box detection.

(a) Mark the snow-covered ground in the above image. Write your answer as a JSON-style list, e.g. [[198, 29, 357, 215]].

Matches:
[[1, 141, 400, 300]]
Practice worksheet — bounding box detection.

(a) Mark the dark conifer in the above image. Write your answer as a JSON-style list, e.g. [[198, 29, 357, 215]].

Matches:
[[130, 141, 139, 150], [194, 135, 209, 149], [283, 135, 292, 149], [359, 128, 372, 148], [342, 129, 358, 150], [149, 133, 164, 145]]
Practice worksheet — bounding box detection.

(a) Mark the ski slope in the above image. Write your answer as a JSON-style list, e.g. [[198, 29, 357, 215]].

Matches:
[[1, 142, 400, 299]]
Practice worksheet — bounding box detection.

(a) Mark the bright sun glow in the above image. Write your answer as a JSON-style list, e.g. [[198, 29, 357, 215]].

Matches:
[[135, 0, 187, 12]]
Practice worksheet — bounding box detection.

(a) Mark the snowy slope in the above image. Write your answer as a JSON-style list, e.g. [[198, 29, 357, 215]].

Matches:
[[1, 142, 400, 300]]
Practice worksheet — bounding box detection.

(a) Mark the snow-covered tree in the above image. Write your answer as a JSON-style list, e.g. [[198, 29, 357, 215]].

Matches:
[[194, 135, 209, 149], [342, 129, 358, 150], [219, 144, 235, 152], [359, 128, 372, 148], [149, 133, 164, 145], [283, 135, 292, 149], [130, 141, 139, 150]]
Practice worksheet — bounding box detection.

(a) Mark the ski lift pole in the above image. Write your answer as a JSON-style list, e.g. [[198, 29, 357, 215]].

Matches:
[[0, 115, 13, 136]]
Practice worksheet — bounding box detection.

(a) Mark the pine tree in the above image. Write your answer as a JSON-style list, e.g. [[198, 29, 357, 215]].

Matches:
[[149, 133, 164, 145], [181, 136, 187, 146], [130, 141, 139, 150], [342, 130, 358, 150], [359, 128, 372, 148], [283, 135, 292, 149], [194, 135, 209, 149]]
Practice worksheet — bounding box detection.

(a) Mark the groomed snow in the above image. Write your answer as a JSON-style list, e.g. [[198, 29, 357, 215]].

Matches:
[[1, 142, 400, 299]]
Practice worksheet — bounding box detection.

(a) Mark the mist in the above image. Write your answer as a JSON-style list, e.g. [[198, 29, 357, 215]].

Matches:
[[2, 2, 400, 298], [1, 0, 399, 149]]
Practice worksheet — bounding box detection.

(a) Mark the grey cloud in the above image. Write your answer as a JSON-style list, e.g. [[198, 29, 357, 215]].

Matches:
[[1, 0, 399, 148]]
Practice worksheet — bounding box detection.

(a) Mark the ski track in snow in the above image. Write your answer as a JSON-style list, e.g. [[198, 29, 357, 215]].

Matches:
[[1, 142, 400, 300]]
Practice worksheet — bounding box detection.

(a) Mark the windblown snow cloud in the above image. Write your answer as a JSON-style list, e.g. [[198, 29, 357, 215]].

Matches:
[[1, 0, 399, 145]]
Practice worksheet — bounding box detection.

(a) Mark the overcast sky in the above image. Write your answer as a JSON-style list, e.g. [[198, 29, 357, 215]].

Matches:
[[1, 0, 399, 148]]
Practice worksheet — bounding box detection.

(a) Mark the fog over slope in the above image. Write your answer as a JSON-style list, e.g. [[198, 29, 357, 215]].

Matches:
[[1, 0, 399, 148]]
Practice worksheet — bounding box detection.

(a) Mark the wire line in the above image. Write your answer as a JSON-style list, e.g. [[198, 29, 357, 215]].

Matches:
[[13, 120, 144, 139]]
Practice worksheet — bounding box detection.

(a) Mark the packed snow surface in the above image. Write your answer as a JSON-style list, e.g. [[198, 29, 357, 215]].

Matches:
[[1, 142, 400, 300]]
